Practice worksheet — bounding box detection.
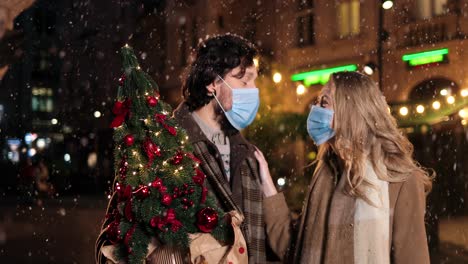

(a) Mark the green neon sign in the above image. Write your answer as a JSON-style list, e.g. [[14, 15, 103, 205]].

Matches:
[[291, 64, 358, 86], [402, 48, 448, 66]]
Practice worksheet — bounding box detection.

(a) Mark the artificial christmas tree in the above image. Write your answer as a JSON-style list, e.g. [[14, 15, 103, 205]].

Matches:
[[101, 45, 230, 263]]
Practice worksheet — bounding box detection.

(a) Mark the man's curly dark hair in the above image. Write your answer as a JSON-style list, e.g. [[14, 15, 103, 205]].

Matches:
[[182, 34, 258, 111]]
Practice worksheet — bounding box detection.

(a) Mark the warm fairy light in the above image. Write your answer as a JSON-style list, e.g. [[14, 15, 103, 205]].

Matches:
[[133, 171, 137, 175], [179, 166, 183, 170], [163, 161, 167, 166], [125, 43, 129, 47], [416, 105, 425, 114], [440, 89, 448, 96], [155, 132, 161, 136], [145, 92, 149, 96], [144, 119, 149, 124], [432, 101, 441, 110], [139, 164, 143, 168], [132, 151, 137, 156], [461, 89, 468, 97], [181, 141, 185, 144], [185, 136, 189, 140], [399, 107, 408, 116], [136, 66, 141, 70], [447, 96, 455, 104], [459, 109, 468, 119], [462, 120, 468, 126], [174, 169, 179, 173]]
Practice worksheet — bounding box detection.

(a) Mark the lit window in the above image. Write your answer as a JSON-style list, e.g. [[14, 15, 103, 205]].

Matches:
[[337, 0, 360, 38]]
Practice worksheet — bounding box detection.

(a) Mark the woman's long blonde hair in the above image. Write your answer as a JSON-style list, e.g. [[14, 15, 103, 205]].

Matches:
[[319, 71, 432, 201]]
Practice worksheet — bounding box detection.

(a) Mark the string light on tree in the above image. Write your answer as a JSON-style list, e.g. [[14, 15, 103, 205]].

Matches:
[[461, 89, 468, 97], [432, 101, 441, 110], [273, 72, 282, 83]]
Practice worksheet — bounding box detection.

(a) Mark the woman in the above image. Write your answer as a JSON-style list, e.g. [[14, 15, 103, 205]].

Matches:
[[255, 71, 433, 263]]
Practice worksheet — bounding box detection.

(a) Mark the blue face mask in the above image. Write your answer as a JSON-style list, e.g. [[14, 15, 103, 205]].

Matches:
[[213, 75, 260, 130], [307, 105, 335, 145]]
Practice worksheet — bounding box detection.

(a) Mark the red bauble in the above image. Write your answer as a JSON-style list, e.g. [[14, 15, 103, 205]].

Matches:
[[134, 186, 150, 199], [171, 152, 184, 165], [151, 177, 162, 188], [146, 96, 158, 107], [196, 207, 219, 233], [123, 134, 135, 146], [161, 193, 173, 206]]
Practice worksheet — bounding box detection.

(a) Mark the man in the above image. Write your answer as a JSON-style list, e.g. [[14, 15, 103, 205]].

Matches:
[[96, 34, 266, 263], [173, 33, 266, 263]]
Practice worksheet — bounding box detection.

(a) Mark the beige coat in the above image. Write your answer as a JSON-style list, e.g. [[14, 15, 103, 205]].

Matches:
[[264, 159, 430, 264]]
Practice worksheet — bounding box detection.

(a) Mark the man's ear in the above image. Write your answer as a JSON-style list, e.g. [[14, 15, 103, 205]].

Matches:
[[206, 81, 218, 96]]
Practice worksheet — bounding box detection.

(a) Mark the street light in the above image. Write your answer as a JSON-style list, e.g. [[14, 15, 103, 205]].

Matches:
[[382, 0, 393, 10], [416, 105, 425, 114], [296, 84, 306, 95], [364, 62, 377, 75], [273, 72, 282, 83], [399, 106, 408, 116]]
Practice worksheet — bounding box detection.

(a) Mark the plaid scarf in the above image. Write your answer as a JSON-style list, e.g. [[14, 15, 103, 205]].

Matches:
[[174, 103, 266, 264]]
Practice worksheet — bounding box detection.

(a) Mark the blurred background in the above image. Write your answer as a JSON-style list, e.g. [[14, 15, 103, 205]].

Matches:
[[0, 0, 468, 263]]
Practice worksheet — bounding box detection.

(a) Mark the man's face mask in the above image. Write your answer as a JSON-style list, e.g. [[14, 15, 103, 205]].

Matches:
[[212, 74, 260, 130], [307, 105, 335, 145]]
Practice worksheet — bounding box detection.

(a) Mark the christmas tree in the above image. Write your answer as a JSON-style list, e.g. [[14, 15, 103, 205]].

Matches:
[[105, 45, 228, 263]]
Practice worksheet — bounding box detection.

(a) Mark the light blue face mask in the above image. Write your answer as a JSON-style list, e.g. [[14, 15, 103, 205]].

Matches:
[[307, 105, 335, 145], [213, 75, 260, 130]]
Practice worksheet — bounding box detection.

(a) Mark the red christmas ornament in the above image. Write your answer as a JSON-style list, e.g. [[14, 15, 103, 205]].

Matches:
[[118, 74, 126, 86], [143, 137, 161, 165], [193, 169, 206, 186], [125, 199, 134, 222], [196, 207, 219, 233], [110, 98, 131, 128], [166, 126, 177, 136], [146, 96, 158, 107], [134, 186, 150, 199], [106, 220, 121, 244], [154, 113, 177, 136], [161, 193, 173, 206], [123, 134, 135, 146], [151, 177, 163, 189], [171, 151, 184, 165]]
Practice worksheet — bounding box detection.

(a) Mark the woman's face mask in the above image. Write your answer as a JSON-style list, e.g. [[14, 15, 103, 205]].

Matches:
[[307, 105, 335, 145], [212, 74, 260, 130]]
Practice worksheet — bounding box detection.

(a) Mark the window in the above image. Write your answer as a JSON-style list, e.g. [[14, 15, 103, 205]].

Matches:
[[295, 1, 315, 47], [32, 87, 54, 112], [337, 0, 360, 38], [416, 0, 448, 20]]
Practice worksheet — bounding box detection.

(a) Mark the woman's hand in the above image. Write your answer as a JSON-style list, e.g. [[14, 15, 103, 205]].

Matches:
[[254, 149, 278, 197]]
